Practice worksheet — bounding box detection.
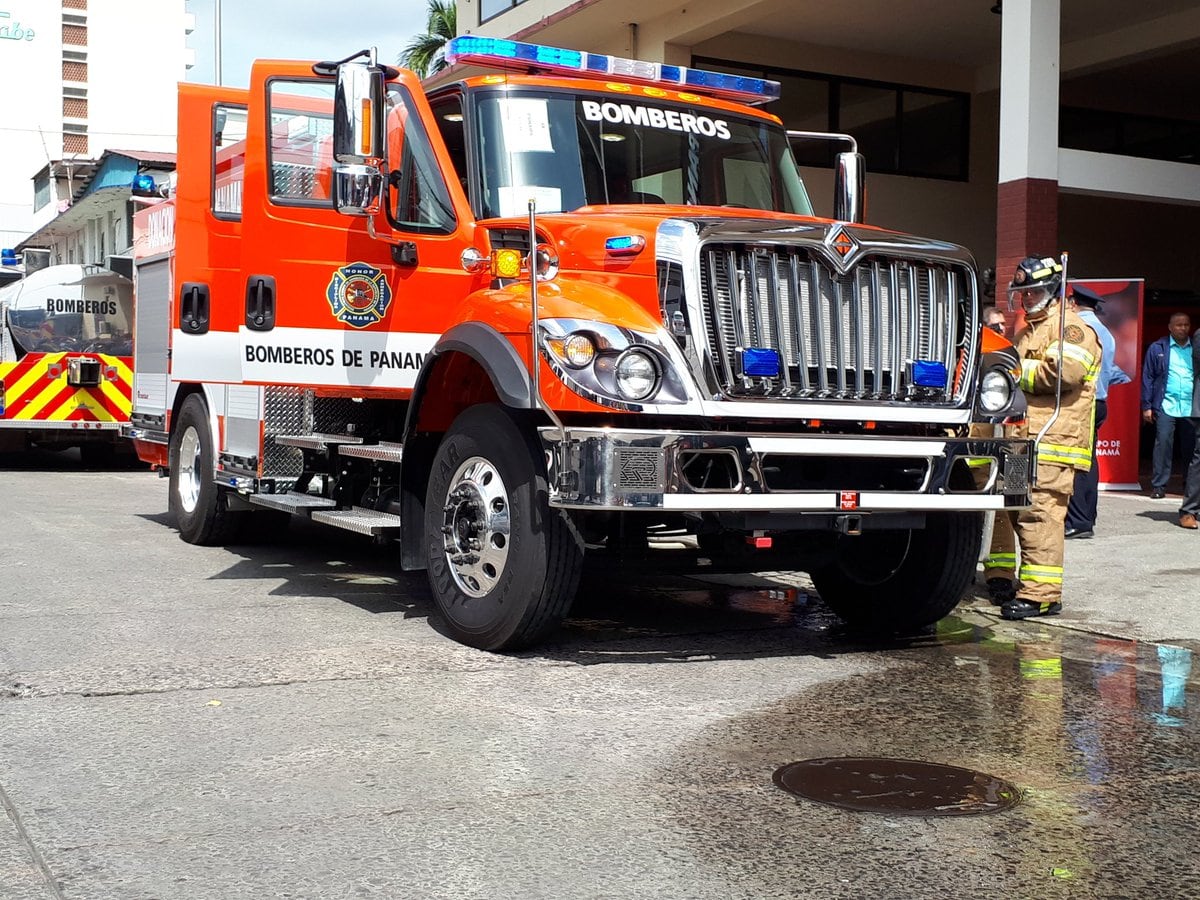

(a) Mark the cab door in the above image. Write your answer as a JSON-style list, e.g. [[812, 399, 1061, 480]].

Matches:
[[239, 61, 482, 394]]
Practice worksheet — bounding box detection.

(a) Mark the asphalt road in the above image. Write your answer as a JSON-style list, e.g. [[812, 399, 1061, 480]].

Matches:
[[2, 451, 1199, 899]]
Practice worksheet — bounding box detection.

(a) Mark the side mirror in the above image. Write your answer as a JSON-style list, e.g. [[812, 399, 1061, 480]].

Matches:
[[833, 151, 865, 224], [333, 60, 385, 166], [332, 58, 385, 216], [787, 131, 865, 224], [333, 166, 384, 217]]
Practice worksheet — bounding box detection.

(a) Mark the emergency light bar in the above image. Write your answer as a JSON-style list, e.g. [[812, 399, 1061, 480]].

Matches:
[[445, 36, 781, 106]]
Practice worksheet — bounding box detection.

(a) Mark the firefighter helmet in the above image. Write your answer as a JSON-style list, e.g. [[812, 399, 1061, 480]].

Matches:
[[1007, 255, 1062, 318]]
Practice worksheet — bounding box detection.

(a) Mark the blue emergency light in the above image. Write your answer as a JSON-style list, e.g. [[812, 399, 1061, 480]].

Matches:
[[604, 235, 645, 255], [132, 173, 157, 195], [445, 36, 781, 105], [1, 248, 17, 266], [741, 347, 782, 378], [912, 360, 948, 388]]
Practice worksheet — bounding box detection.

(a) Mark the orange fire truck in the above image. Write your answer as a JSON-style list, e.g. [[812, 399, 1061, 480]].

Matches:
[[1, 262, 134, 460], [125, 38, 1031, 650]]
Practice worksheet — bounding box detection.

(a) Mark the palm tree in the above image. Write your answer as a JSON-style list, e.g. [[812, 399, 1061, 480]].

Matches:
[[399, 0, 456, 78]]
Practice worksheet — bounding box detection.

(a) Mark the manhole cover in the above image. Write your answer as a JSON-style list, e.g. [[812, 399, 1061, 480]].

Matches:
[[773, 756, 1021, 816]]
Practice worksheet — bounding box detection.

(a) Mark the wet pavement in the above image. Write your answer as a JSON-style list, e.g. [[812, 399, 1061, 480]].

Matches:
[[2, 460, 1199, 898]]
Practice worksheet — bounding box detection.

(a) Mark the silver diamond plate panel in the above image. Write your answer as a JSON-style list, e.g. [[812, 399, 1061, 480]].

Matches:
[[338, 441, 404, 463], [263, 386, 309, 478], [247, 493, 337, 512], [310, 507, 403, 536]]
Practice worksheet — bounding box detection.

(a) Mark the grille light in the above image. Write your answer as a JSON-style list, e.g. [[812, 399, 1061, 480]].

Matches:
[[741, 347, 781, 378], [445, 36, 781, 105], [913, 360, 948, 388]]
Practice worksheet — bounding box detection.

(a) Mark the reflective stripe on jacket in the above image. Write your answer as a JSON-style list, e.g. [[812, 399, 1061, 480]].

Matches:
[[1009, 305, 1102, 472]]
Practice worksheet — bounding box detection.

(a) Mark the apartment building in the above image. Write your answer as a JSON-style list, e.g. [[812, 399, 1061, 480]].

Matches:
[[0, 0, 192, 255]]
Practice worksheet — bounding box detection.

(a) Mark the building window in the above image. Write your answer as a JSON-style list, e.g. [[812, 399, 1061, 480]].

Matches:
[[62, 14, 87, 25], [1061, 107, 1200, 165], [63, 97, 88, 118], [63, 60, 88, 81], [63, 0, 87, 8], [480, 0, 526, 24], [62, 23, 87, 45], [694, 57, 970, 181], [64, 133, 89, 155], [34, 171, 51, 212]]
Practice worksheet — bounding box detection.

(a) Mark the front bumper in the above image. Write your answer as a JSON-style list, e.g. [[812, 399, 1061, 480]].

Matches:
[[543, 428, 1032, 512]]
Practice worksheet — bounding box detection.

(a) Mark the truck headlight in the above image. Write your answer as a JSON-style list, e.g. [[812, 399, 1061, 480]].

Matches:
[[979, 369, 1013, 413], [614, 349, 660, 401]]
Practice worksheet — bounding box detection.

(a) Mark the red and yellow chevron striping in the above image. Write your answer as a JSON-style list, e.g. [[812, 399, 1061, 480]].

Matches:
[[0, 353, 133, 424]]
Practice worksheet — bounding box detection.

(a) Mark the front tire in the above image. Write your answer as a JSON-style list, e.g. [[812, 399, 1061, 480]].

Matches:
[[424, 404, 584, 651], [810, 511, 982, 632], [169, 394, 243, 545]]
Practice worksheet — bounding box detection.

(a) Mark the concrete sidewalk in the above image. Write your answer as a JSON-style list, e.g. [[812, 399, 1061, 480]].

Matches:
[[965, 489, 1200, 643]]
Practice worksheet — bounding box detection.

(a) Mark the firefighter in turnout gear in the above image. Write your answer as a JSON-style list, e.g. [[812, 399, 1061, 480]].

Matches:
[[985, 256, 1101, 620]]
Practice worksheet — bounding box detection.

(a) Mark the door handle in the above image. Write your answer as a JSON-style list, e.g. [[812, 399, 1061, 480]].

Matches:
[[245, 275, 276, 331], [179, 282, 210, 334]]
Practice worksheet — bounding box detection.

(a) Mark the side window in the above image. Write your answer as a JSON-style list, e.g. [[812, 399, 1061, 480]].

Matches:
[[213, 103, 247, 219], [429, 94, 468, 193], [386, 86, 456, 233], [266, 79, 335, 206]]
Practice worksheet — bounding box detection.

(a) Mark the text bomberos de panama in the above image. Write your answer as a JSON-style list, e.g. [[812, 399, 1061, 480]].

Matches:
[[244, 344, 424, 371], [580, 101, 732, 139]]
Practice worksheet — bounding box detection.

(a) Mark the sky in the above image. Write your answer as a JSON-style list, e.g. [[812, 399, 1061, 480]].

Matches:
[[184, 0, 430, 87]]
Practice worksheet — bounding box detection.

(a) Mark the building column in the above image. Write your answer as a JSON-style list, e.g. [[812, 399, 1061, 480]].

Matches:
[[995, 0, 1061, 287]]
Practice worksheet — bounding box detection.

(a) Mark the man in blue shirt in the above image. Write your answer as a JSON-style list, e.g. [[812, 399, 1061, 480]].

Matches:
[[1065, 285, 1131, 538], [1179, 325, 1200, 529], [1141, 312, 1195, 499]]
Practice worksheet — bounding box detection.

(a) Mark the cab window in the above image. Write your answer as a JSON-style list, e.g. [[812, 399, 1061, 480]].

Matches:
[[385, 85, 456, 234], [212, 103, 247, 219], [266, 79, 335, 206]]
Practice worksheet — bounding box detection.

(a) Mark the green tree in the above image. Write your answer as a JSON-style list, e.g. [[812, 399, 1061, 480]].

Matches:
[[399, 0, 456, 78]]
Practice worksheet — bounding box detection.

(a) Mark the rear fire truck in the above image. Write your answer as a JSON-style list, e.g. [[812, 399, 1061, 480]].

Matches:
[[1, 263, 134, 460], [125, 38, 1031, 650]]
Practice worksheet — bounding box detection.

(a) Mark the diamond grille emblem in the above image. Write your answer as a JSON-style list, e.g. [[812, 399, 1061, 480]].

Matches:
[[829, 228, 857, 257]]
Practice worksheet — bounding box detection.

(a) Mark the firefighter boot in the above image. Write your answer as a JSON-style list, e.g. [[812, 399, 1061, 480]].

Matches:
[[1000, 597, 1062, 620], [986, 578, 1017, 606]]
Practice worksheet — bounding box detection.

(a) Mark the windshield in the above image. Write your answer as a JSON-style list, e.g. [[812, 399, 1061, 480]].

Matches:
[[473, 89, 813, 219]]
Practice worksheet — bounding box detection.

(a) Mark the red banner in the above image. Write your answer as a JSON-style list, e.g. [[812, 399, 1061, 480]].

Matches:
[[1073, 279, 1144, 490]]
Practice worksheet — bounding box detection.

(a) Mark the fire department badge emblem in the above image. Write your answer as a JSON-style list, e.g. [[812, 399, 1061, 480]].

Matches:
[[326, 262, 393, 329]]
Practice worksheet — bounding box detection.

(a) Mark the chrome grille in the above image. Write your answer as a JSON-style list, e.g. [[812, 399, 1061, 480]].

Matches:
[[699, 244, 965, 402]]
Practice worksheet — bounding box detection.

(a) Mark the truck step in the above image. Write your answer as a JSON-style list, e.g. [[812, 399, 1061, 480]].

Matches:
[[337, 441, 404, 463], [247, 492, 338, 513], [274, 433, 364, 450], [310, 506, 403, 536]]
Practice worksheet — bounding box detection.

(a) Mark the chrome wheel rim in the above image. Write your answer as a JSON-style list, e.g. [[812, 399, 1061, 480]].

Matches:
[[177, 426, 203, 514], [440, 456, 512, 598]]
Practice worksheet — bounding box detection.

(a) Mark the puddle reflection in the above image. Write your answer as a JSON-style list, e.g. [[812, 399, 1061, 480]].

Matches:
[[654, 608, 1200, 897]]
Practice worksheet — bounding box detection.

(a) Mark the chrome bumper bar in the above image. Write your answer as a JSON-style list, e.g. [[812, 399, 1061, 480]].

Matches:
[[542, 427, 1033, 512]]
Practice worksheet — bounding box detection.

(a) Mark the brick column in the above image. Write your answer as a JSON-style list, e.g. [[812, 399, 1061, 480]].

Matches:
[[995, 177, 1059, 289]]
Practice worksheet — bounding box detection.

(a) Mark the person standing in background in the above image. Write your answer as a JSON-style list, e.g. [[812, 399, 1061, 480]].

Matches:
[[1178, 324, 1200, 530], [982, 304, 1007, 335], [1065, 285, 1131, 538], [1141, 313, 1195, 499]]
